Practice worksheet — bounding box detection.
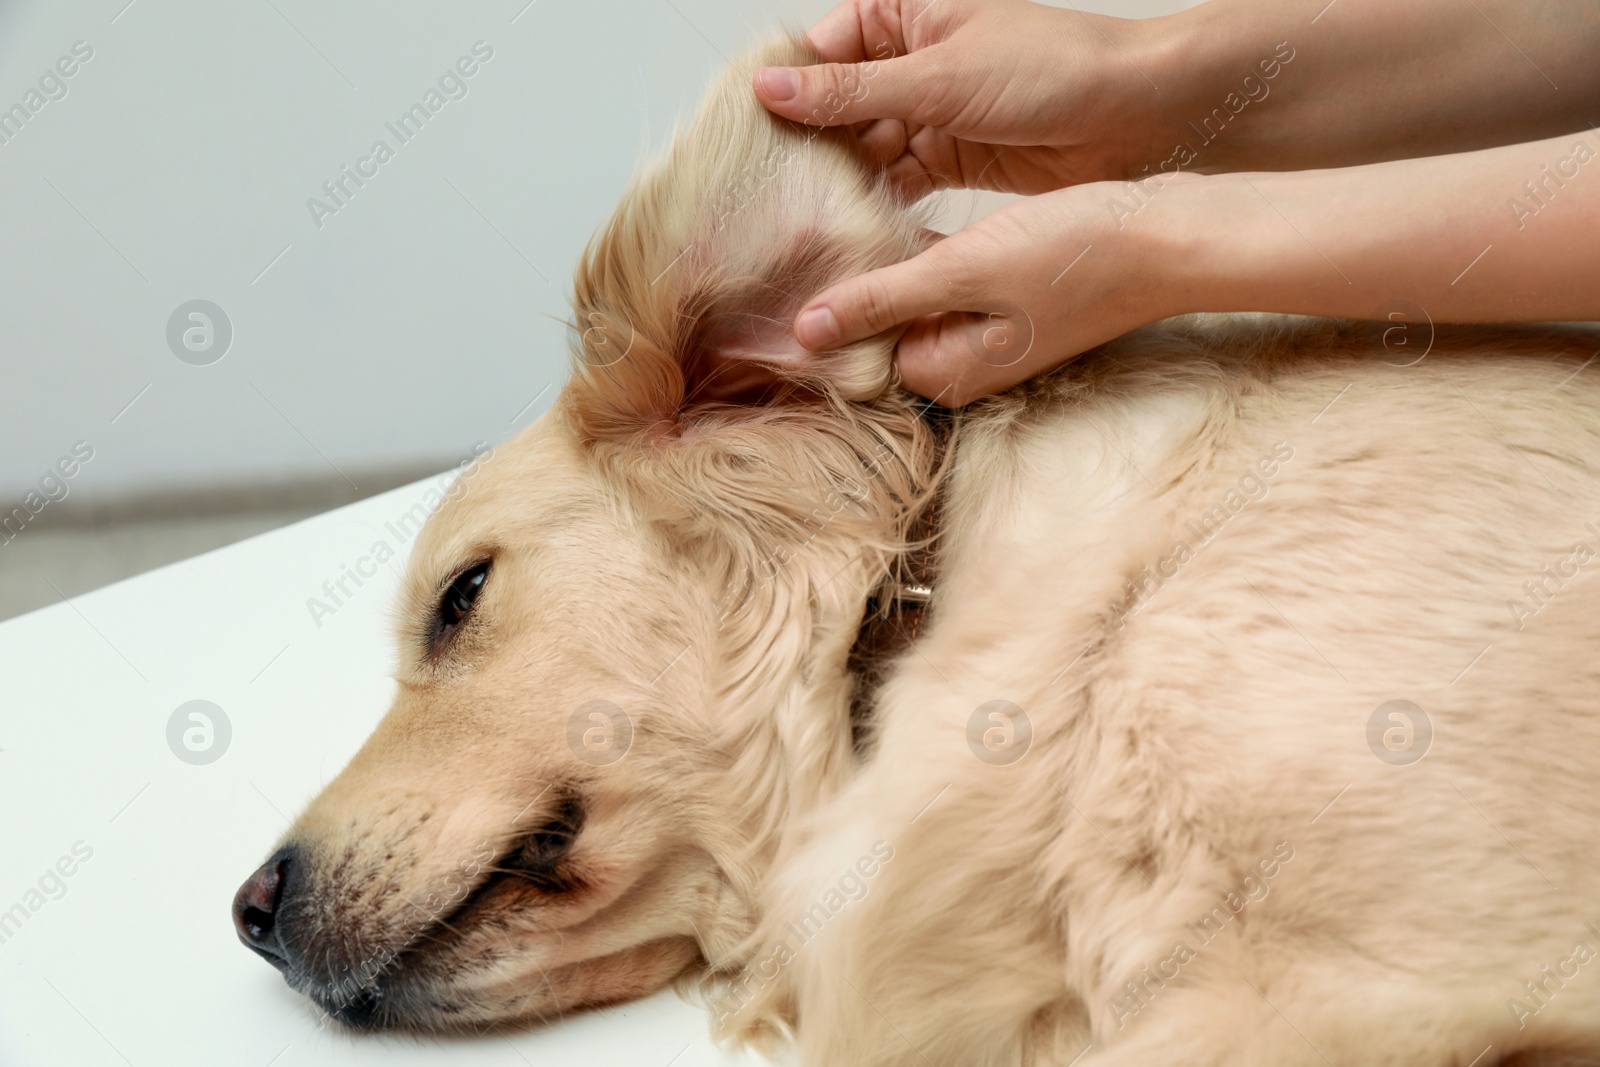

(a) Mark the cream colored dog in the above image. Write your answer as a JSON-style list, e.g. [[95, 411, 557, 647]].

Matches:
[[232, 35, 1600, 1067]]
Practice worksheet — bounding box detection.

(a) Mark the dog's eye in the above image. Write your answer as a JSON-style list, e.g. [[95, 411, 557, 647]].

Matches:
[[435, 561, 491, 639]]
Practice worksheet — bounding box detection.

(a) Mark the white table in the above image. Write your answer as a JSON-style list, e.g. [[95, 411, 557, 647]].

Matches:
[[0, 475, 767, 1067]]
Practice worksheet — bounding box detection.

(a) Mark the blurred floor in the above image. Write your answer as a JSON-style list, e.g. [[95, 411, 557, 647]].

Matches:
[[0, 468, 440, 622], [0, 508, 322, 622]]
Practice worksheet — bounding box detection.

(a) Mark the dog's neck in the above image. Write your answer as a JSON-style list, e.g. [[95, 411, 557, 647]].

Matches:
[[691, 398, 949, 967], [844, 405, 952, 752]]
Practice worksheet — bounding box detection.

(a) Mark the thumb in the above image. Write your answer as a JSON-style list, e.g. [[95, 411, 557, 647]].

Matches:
[[794, 244, 967, 351], [754, 51, 944, 128]]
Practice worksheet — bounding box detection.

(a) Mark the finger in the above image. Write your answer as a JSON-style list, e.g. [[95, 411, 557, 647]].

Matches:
[[808, 0, 918, 64], [885, 153, 948, 201], [896, 313, 1032, 406], [901, 124, 1011, 192], [793, 245, 968, 351], [855, 118, 909, 169], [896, 314, 985, 405], [753, 50, 948, 128], [889, 125, 1009, 198], [806, 0, 871, 62]]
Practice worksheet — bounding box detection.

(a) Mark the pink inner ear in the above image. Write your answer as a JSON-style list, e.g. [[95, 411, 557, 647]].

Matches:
[[704, 308, 812, 368], [705, 308, 813, 367], [690, 311, 811, 402], [682, 227, 847, 404]]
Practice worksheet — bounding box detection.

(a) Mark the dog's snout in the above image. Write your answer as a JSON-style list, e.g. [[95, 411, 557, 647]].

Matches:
[[232, 846, 298, 968]]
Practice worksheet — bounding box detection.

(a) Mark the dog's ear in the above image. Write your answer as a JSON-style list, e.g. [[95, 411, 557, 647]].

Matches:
[[564, 35, 924, 446]]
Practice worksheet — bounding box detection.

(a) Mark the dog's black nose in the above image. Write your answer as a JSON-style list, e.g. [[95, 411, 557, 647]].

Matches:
[[233, 846, 297, 968]]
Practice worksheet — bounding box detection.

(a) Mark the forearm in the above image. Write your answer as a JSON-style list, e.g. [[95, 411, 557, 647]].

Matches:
[[1156, 131, 1600, 323], [1119, 0, 1600, 176]]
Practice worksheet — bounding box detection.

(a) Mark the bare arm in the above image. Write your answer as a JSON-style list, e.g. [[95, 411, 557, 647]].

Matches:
[[793, 131, 1600, 403], [754, 0, 1600, 193], [1170, 132, 1600, 325], [756, 0, 1600, 402], [1136, 0, 1600, 175]]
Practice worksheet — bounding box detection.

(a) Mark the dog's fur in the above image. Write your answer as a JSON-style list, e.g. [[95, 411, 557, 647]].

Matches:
[[250, 35, 1600, 1066]]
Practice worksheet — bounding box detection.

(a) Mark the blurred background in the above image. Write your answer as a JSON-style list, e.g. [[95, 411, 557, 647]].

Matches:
[[0, 0, 1197, 622]]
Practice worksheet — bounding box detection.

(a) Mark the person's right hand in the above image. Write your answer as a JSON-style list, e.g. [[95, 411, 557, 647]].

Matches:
[[753, 0, 1170, 198], [792, 175, 1203, 404]]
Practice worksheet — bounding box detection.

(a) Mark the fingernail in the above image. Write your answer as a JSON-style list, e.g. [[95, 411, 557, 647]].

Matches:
[[756, 67, 799, 101], [794, 306, 840, 349]]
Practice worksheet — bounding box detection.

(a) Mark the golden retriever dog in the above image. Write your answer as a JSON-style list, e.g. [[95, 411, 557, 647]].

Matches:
[[233, 34, 1600, 1067]]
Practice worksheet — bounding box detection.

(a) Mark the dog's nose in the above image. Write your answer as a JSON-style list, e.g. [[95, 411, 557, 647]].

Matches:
[[232, 846, 297, 968]]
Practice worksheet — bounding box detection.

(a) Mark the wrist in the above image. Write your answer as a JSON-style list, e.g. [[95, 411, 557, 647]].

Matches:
[[1119, 1, 1303, 177], [1111, 4, 1244, 177], [1090, 12, 1202, 181], [1137, 172, 1287, 317]]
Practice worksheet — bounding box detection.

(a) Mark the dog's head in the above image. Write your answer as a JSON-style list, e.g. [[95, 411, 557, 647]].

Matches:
[[232, 35, 935, 1032]]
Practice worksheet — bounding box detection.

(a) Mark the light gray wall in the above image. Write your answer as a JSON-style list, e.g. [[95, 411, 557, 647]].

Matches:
[[0, 0, 1195, 510]]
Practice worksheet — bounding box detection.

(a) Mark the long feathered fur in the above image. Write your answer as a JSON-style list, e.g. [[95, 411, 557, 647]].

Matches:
[[562, 32, 943, 981]]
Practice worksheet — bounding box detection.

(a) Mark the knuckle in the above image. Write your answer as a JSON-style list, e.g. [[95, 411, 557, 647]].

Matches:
[[803, 62, 865, 123], [902, 50, 960, 126], [850, 275, 901, 334]]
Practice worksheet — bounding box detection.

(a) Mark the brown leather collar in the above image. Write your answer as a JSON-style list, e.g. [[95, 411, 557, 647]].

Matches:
[[846, 406, 951, 751]]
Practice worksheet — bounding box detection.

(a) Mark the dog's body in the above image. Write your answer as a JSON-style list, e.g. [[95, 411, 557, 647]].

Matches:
[[234, 35, 1600, 1067], [739, 318, 1600, 1067]]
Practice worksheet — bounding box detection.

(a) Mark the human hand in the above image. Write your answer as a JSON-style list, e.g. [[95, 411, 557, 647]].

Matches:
[[793, 176, 1196, 405], [752, 0, 1171, 197], [795, 130, 1600, 406], [762, 0, 1600, 196], [762, 0, 1600, 406]]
